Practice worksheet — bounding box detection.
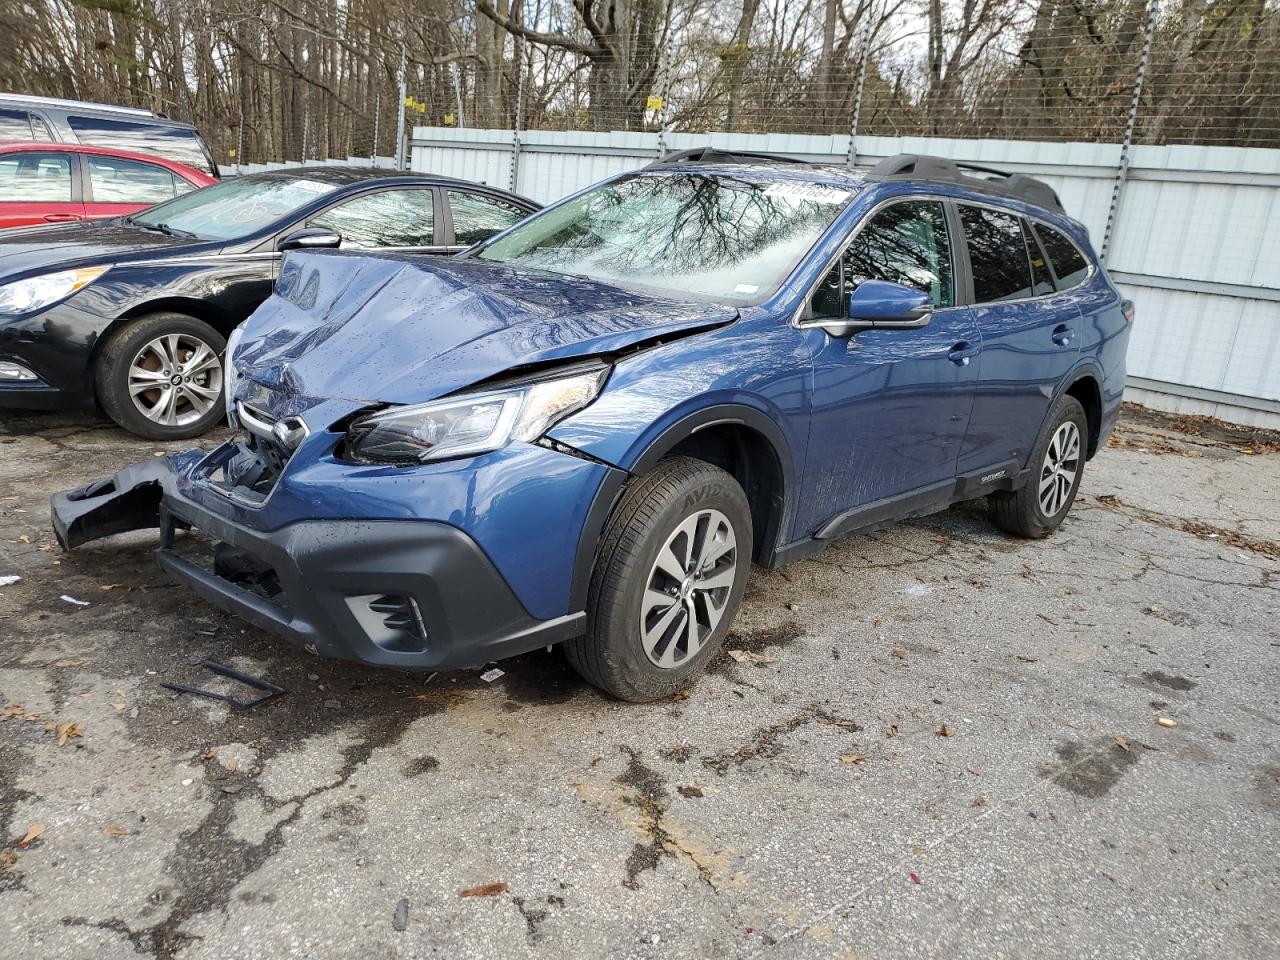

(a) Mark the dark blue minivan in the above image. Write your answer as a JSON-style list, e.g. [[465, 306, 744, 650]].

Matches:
[[54, 150, 1132, 701]]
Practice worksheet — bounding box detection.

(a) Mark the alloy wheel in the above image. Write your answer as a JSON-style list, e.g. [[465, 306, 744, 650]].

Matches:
[[639, 508, 738, 669], [127, 333, 223, 427], [1038, 421, 1081, 517]]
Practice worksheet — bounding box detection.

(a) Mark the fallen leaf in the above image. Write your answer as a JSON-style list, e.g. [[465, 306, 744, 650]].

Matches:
[[55, 721, 82, 746], [1114, 735, 1131, 752], [778, 570, 795, 583], [0, 850, 16, 871], [909, 872, 921, 886], [891, 648, 907, 661], [971, 793, 986, 808], [1089, 720, 1100, 731], [111, 703, 126, 712], [727, 649, 776, 665], [911, 846, 925, 854], [937, 723, 956, 737], [18, 534, 31, 544], [677, 785, 704, 798], [459, 882, 508, 898], [19, 823, 45, 847], [589, 756, 602, 768], [53, 659, 84, 668], [1156, 717, 1178, 729], [98, 584, 123, 592], [671, 690, 689, 702], [839, 754, 865, 765], [227, 756, 239, 773], [887, 724, 900, 737], [102, 825, 129, 837]]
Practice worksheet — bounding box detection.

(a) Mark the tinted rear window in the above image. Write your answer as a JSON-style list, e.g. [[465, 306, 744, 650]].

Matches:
[[0, 109, 35, 141], [67, 116, 213, 175], [1034, 223, 1091, 289], [960, 205, 1033, 303]]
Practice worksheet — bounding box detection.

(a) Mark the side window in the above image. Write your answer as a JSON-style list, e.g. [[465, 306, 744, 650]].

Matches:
[[1033, 223, 1090, 290], [309, 189, 435, 248], [812, 199, 954, 319], [448, 191, 527, 246], [0, 109, 35, 140], [1022, 220, 1055, 295], [87, 155, 179, 204], [67, 117, 214, 175], [29, 115, 53, 141], [0, 152, 73, 201], [960, 205, 1034, 303]]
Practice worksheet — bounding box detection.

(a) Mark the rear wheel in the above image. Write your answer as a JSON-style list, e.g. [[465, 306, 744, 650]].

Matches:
[[96, 312, 226, 440], [990, 394, 1088, 538], [566, 456, 752, 702]]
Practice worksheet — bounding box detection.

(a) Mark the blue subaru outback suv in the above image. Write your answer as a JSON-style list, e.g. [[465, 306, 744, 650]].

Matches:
[[53, 149, 1131, 701]]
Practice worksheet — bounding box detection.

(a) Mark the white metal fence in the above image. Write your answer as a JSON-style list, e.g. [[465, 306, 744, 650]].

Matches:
[[411, 126, 1280, 428]]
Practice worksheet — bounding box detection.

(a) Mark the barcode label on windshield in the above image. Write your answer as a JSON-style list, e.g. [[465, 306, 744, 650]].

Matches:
[[763, 183, 851, 205]]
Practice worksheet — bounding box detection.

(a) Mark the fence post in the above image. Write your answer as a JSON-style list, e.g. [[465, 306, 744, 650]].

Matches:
[[510, 36, 525, 193], [394, 42, 408, 170], [1101, 0, 1158, 264], [655, 31, 673, 160], [846, 4, 875, 168]]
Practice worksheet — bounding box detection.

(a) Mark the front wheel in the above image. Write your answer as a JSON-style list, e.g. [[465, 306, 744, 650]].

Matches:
[[96, 312, 227, 440], [566, 456, 752, 702], [990, 394, 1088, 538]]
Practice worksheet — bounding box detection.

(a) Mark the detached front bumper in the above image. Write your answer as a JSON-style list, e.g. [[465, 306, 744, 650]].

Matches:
[[51, 458, 588, 670]]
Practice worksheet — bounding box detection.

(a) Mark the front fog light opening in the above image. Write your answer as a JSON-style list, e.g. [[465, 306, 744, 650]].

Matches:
[[0, 361, 38, 382]]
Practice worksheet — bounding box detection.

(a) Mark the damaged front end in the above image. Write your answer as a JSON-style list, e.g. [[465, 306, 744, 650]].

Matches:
[[52, 451, 198, 550]]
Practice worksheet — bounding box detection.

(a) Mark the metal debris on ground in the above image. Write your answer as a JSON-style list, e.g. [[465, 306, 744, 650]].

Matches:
[[0, 575, 19, 586], [60, 594, 89, 606], [480, 668, 505, 683], [160, 659, 285, 711], [392, 898, 410, 931]]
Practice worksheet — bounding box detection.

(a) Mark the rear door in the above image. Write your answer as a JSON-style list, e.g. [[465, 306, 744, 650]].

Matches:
[[794, 196, 981, 538], [952, 202, 1081, 477], [0, 150, 86, 228], [83, 153, 190, 220], [443, 189, 531, 252]]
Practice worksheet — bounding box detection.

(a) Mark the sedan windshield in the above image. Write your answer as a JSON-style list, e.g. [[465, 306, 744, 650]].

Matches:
[[130, 176, 340, 241], [476, 172, 853, 302]]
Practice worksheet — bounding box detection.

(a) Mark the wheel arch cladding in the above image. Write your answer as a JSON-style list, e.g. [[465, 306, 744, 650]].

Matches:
[[1065, 374, 1102, 458]]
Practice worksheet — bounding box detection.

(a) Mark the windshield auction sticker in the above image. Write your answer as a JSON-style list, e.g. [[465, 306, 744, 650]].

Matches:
[[762, 182, 851, 205]]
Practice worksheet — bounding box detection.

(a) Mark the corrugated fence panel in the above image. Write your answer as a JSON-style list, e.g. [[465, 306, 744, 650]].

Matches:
[[409, 127, 1280, 421]]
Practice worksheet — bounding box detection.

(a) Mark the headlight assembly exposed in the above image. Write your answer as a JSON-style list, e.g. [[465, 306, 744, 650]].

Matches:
[[346, 364, 609, 466], [0, 267, 109, 315], [223, 322, 246, 428]]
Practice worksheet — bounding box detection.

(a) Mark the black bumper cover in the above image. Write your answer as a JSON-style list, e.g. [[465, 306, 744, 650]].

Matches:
[[51, 465, 585, 670]]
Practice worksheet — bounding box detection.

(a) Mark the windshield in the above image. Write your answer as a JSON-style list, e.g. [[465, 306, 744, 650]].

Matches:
[[130, 176, 340, 241], [476, 172, 853, 302]]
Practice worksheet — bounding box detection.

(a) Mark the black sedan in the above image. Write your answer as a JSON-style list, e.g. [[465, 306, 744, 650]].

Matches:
[[0, 168, 538, 438]]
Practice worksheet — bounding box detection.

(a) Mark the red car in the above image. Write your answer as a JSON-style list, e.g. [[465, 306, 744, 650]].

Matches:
[[0, 142, 216, 229]]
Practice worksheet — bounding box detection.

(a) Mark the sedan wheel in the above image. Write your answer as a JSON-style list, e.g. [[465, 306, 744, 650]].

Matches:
[[96, 312, 227, 440], [128, 333, 224, 427]]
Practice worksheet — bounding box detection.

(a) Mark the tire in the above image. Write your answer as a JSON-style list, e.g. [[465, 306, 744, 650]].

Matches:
[[96, 312, 227, 440], [566, 456, 753, 702], [990, 394, 1088, 539]]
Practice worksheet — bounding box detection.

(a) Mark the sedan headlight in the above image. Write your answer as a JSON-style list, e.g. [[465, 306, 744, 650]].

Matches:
[[346, 364, 609, 465], [0, 267, 109, 315]]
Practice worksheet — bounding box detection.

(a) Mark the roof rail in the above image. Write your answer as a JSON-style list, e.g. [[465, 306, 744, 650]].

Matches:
[[868, 153, 1063, 214], [0, 93, 157, 118], [650, 146, 805, 167]]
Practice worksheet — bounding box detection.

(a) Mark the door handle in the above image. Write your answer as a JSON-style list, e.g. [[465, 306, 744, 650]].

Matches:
[[948, 341, 979, 366], [42, 213, 84, 222], [1051, 324, 1074, 346]]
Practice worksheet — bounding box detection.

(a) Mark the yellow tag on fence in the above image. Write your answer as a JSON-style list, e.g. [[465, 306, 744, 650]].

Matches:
[[646, 95, 663, 111]]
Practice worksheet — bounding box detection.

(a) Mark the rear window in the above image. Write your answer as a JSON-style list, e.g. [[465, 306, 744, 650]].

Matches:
[[88, 155, 182, 205], [67, 116, 214, 175], [1033, 223, 1091, 289], [0, 109, 37, 141], [0, 152, 73, 201], [960, 205, 1033, 303]]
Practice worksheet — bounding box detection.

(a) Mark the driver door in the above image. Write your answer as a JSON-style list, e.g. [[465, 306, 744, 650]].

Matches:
[[792, 197, 982, 539]]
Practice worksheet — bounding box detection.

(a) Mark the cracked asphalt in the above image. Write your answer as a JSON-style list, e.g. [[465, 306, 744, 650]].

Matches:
[[1, 405, 1278, 959]]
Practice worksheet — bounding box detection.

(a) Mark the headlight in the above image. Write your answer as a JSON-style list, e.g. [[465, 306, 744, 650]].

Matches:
[[223, 323, 246, 428], [0, 267, 109, 315], [346, 364, 609, 465]]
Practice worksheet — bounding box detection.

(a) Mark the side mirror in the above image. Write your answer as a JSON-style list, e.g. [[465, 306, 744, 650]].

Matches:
[[815, 280, 933, 338], [278, 227, 342, 251]]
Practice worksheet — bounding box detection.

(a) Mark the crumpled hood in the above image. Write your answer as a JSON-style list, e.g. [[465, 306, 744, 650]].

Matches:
[[234, 251, 735, 405]]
